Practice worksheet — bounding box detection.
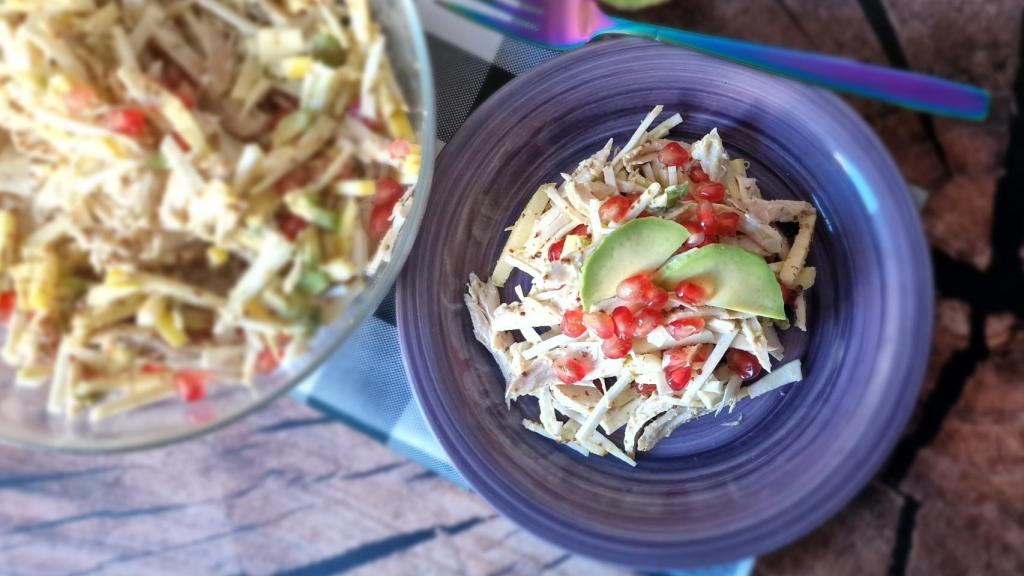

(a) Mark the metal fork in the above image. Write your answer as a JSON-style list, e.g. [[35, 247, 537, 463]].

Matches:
[[438, 0, 989, 121]]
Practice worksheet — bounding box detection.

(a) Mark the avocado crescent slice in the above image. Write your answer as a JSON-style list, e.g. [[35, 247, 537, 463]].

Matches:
[[655, 243, 786, 320], [580, 218, 689, 310]]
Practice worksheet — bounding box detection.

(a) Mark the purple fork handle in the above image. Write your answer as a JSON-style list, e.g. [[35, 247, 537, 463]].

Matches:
[[606, 20, 989, 121]]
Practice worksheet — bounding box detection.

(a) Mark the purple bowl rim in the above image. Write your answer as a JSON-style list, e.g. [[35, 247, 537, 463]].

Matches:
[[398, 37, 934, 568]]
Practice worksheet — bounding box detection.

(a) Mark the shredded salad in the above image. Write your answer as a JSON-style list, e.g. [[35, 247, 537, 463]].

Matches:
[[0, 0, 419, 421], [466, 107, 817, 465]]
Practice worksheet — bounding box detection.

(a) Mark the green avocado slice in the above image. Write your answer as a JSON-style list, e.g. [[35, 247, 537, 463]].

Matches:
[[655, 244, 786, 319], [580, 218, 689, 310]]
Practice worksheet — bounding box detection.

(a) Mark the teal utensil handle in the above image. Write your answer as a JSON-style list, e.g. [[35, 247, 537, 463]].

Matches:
[[606, 20, 989, 121]]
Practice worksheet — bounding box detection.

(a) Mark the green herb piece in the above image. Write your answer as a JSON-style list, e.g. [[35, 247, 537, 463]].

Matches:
[[311, 34, 346, 67]]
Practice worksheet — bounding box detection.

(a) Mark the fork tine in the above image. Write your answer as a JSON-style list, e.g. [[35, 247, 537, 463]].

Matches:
[[436, 1, 538, 39]]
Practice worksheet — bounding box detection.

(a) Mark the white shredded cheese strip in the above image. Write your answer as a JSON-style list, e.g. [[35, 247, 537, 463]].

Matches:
[[194, 0, 258, 35], [611, 105, 663, 167], [743, 360, 803, 399], [602, 165, 618, 190], [359, 36, 385, 120], [575, 373, 633, 445], [523, 334, 575, 360], [89, 383, 177, 422], [646, 113, 683, 140], [47, 339, 75, 415], [780, 212, 817, 287], [492, 185, 550, 286], [536, 388, 562, 438], [794, 291, 808, 331], [523, 419, 589, 456], [543, 182, 588, 223], [716, 374, 742, 416], [501, 251, 543, 279], [519, 325, 541, 343], [585, 429, 636, 467], [624, 182, 661, 220], [680, 331, 737, 405]]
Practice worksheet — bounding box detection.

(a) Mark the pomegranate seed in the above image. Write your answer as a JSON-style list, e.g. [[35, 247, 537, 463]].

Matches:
[[632, 308, 664, 338], [140, 363, 167, 374], [368, 202, 394, 240], [561, 309, 587, 337], [174, 370, 209, 403], [105, 107, 148, 137], [375, 178, 404, 207], [599, 196, 632, 224], [675, 281, 708, 305], [698, 201, 718, 236], [0, 291, 15, 323], [693, 344, 711, 363], [569, 224, 589, 236], [388, 138, 412, 160], [667, 364, 693, 391], [256, 347, 281, 374], [679, 219, 702, 235], [277, 212, 307, 241], [642, 285, 669, 308], [611, 306, 635, 339], [664, 348, 690, 369], [667, 317, 705, 340], [780, 283, 797, 304], [634, 382, 657, 396], [689, 165, 710, 183], [717, 212, 740, 236], [616, 273, 653, 302], [727, 349, 762, 380], [658, 142, 691, 167], [274, 167, 314, 195], [548, 237, 565, 261], [602, 336, 632, 359], [582, 311, 615, 339], [554, 356, 591, 384], [368, 179, 403, 241], [694, 181, 726, 203], [64, 85, 96, 115], [678, 220, 706, 248]]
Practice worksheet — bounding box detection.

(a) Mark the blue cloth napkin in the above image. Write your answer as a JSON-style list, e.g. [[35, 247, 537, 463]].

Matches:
[[293, 3, 754, 574], [292, 289, 466, 487]]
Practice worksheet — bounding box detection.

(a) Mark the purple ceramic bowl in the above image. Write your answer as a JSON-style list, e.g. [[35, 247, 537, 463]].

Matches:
[[397, 38, 932, 569]]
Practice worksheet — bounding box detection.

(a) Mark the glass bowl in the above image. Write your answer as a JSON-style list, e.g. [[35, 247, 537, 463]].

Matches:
[[0, 0, 435, 453]]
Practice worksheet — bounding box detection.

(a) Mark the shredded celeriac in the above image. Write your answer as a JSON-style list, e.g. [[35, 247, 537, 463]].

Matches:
[[465, 108, 817, 463], [0, 0, 418, 421]]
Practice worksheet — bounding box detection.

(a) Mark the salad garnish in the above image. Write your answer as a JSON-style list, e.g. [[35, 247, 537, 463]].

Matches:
[[466, 107, 817, 465]]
